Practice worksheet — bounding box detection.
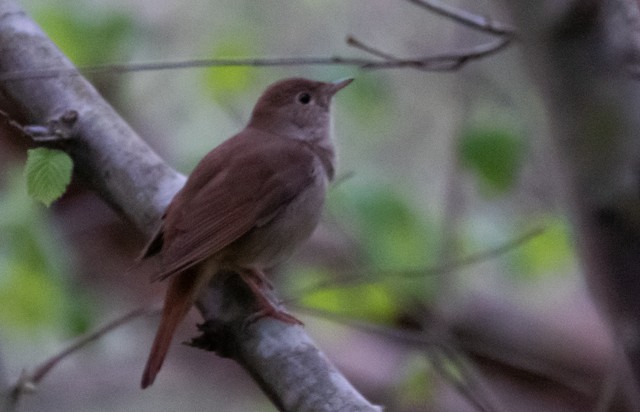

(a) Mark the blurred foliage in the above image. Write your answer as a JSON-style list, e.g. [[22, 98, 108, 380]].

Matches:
[[299, 268, 399, 322], [508, 216, 574, 279], [0, 166, 92, 339], [25, 148, 73, 207], [344, 76, 394, 142], [298, 182, 438, 321], [329, 183, 436, 271], [1, 1, 587, 410], [31, 4, 134, 65], [202, 33, 261, 101], [459, 125, 524, 194], [396, 353, 433, 409], [458, 109, 525, 194]]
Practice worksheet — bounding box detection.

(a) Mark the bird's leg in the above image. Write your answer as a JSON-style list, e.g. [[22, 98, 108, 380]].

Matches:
[[239, 269, 303, 325], [248, 267, 274, 290]]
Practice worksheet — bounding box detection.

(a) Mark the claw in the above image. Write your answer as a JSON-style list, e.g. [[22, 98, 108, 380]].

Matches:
[[239, 269, 302, 326]]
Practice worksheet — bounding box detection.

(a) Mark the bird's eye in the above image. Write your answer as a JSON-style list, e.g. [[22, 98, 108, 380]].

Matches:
[[297, 92, 312, 104]]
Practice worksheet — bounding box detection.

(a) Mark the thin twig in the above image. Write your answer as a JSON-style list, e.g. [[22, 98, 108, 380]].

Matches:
[[294, 306, 501, 412], [331, 170, 356, 189], [295, 305, 442, 346], [436, 345, 506, 412], [289, 225, 545, 299], [431, 225, 545, 277], [0, 109, 31, 139], [6, 307, 153, 410], [0, 109, 77, 142], [346, 36, 401, 61], [348, 36, 512, 71], [0, 38, 510, 83], [296, 304, 593, 411], [426, 348, 497, 412], [403, 0, 516, 36]]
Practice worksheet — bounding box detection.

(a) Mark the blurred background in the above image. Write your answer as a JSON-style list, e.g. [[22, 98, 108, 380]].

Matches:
[[0, 0, 619, 411]]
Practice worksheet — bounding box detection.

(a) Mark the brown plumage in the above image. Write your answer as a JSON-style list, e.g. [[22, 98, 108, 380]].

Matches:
[[139, 77, 352, 388]]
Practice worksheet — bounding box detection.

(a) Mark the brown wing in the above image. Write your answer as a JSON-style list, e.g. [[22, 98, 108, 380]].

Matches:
[[149, 129, 318, 281]]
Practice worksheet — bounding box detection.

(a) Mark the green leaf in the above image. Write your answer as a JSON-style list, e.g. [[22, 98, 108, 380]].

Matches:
[[459, 126, 523, 193], [25, 148, 73, 206]]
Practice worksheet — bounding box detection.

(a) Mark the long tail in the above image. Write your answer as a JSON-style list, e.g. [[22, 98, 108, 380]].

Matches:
[[141, 270, 198, 389]]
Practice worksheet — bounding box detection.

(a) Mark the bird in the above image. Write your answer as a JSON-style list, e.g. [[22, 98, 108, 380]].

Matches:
[[139, 77, 353, 389]]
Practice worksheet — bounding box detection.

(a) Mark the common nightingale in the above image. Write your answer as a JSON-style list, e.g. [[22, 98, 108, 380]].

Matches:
[[139, 77, 353, 388]]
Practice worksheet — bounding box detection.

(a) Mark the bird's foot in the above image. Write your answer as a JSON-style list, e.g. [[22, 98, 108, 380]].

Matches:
[[239, 269, 303, 327]]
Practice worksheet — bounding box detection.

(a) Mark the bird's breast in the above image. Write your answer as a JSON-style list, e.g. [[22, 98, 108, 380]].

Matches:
[[221, 163, 328, 270]]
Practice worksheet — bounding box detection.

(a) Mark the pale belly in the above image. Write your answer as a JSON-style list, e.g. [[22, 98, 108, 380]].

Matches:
[[219, 172, 328, 271]]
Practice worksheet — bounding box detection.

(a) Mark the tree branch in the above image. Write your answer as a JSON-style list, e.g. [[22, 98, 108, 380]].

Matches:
[[0, 1, 381, 410], [403, 0, 516, 36]]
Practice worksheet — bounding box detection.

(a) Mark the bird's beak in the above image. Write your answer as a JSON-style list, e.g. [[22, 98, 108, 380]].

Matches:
[[326, 78, 354, 96]]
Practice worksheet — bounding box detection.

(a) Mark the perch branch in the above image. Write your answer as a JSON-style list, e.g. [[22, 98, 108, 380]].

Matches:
[[0, 1, 381, 410]]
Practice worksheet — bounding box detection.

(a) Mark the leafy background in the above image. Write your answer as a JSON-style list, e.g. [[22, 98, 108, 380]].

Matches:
[[0, 1, 604, 411]]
